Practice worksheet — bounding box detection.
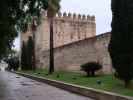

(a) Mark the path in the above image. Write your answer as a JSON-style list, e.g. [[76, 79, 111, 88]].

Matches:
[[0, 71, 94, 100]]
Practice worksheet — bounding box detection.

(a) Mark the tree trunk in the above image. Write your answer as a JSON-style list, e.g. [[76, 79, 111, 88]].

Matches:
[[91, 71, 95, 76], [49, 18, 54, 74], [32, 31, 36, 71], [125, 80, 131, 88], [32, 18, 37, 71], [87, 72, 90, 77]]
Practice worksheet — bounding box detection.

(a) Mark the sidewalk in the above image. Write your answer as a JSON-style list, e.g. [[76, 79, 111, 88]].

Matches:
[[0, 71, 93, 100]]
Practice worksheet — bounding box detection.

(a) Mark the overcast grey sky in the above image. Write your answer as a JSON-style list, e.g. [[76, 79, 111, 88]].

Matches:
[[60, 0, 112, 34], [14, 0, 112, 50]]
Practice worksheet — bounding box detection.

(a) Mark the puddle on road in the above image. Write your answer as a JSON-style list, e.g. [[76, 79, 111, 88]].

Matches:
[[0, 84, 7, 88], [13, 89, 21, 92], [34, 83, 42, 86], [21, 83, 31, 86], [20, 81, 35, 87], [29, 80, 36, 83], [15, 76, 21, 78], [25, 95, 30, 98]]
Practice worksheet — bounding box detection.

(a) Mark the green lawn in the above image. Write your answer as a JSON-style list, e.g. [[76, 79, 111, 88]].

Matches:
[[19, 69, 133, 97]]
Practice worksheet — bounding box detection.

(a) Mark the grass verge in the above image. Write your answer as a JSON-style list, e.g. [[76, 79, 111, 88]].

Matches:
[[18, 69, 133, 97]]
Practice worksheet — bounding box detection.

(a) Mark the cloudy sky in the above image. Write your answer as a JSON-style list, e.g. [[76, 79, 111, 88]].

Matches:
[[14, 0, 112, 50]]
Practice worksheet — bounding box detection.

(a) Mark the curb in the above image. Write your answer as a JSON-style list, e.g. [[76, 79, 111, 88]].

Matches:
[[13, 71, 133, 100]]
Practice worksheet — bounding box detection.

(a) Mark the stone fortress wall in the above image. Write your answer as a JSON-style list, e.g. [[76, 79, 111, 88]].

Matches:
[[37, 32, 112, 74], [21, 12, 112, 74], [35, 12, 96, 51]]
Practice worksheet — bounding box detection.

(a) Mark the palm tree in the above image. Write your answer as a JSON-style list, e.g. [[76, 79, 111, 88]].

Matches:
[[47, 0, 61, 74]]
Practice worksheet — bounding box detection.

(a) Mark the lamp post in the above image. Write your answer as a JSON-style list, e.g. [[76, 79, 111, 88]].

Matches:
[[32, 17, 37, 71]]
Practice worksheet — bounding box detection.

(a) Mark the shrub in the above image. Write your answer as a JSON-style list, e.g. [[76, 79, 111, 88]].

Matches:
[[5, 57, 19, 71], [81, 62, 102, 76], [21, 36, 33, 70]]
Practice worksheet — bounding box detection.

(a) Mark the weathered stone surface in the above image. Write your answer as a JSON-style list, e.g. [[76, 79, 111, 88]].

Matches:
[[36, 33, 112, 74], [20, 12, 112, 74], [21, 12, 96, 49], [34, 13, 96, 51]]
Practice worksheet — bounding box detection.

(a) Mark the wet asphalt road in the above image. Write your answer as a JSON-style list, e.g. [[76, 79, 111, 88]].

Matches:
[[0, 71, 94, 100]]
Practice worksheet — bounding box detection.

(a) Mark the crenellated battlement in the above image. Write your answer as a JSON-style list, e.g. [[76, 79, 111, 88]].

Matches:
[[42, 11, 95, 22], [21, 10, 112, 75], [36, 11, 96, 51], [21, 10, 97, 72], [21, 10, 96, 54]]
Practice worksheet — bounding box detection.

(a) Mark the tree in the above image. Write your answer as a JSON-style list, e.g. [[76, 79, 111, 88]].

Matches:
[[4, 49, 19, 71], [5, 56, 19, 71], [108, 0, 133, 87], [32, 17, 37, 71], [0, 0, 48, 59], [21, 41, 28, 70], [21, 37, 34, 70], [0, 0, 18, 58], [27, 36, 33, 70], [47, 0, 61, 74], [81, 62, 102, 77]]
